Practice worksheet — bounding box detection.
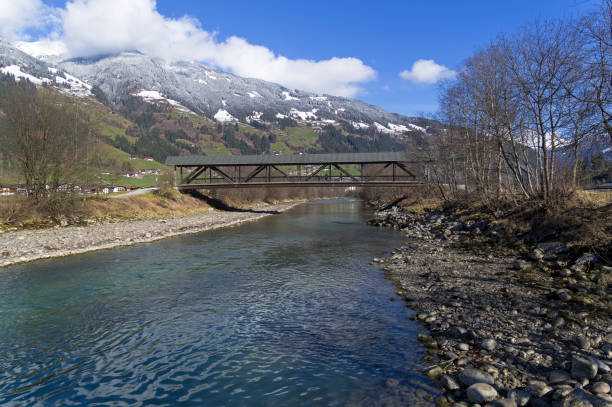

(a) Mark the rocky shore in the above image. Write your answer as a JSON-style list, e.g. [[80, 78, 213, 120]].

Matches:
[[370, 206, 612, 407], [0, 201, 304, 268]]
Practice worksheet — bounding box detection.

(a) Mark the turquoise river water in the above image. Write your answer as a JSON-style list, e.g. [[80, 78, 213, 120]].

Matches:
[[0, 199, 437, 406]]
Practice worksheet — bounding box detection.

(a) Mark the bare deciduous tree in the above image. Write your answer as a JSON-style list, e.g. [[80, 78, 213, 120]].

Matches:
[[0, 82, 91, 201]]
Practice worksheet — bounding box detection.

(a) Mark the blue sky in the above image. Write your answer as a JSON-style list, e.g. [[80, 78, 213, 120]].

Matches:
[[4, 0, 599, 117], [156, 0, 595, 116]]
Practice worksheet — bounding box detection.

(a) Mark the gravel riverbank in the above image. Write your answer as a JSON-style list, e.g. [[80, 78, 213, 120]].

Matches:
[[0, 201, 304, 268], [370, 207, 612, 407]]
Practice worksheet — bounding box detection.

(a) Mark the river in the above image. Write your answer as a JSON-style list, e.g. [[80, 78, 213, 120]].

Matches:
[[0, 199, 437, 406]]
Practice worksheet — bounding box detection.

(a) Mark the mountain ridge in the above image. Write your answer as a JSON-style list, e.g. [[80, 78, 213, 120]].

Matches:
[[9, 40, 435, 136]]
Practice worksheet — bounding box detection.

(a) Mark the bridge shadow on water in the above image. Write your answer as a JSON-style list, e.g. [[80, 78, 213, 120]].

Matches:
[[184, 190, 282, 214]]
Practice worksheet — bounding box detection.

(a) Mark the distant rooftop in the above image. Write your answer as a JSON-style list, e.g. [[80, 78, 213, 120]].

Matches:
[[166, 151, 429, 166]]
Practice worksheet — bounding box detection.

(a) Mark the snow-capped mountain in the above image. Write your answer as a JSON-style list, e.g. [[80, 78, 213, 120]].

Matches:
[[0, 39, 92, 97], [0, 39, 434, 135], [57, 51, 430, 133]]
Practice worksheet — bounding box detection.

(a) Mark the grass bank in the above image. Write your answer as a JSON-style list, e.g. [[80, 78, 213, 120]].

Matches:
[[0, 191, 211, 230]]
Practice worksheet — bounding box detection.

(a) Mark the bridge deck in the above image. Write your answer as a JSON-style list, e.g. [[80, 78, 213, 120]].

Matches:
[[166, 152, 429, 189]]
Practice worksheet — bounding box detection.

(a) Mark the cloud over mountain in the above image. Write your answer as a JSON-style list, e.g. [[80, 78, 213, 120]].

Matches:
[[400, 59, 456, 84], [11, 0, 376, 97]]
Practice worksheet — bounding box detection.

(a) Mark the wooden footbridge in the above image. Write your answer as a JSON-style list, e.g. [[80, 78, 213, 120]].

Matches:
[[166, 152, 429, 190]]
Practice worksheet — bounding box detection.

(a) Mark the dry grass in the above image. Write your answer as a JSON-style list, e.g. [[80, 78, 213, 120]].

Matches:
[[400, 197, 443, 214], [443, 189, 612, 260], [0, 191, 210, 229], [83, 192, 210, 220]]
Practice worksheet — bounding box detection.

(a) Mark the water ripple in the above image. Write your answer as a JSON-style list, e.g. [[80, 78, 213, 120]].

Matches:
[[0, 200, 438, 406]]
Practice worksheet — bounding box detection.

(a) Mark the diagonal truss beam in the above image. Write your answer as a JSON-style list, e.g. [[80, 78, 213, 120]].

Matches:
[[394, 162, 416, 178], [306, 164, 327, 180], [244, 165, 266, 183], [184, 166, 208, 184], [209, 166, 235, 183], [332, 164, 359, 182], [271, 165, 289, 178], [369, 162, 392, 178]]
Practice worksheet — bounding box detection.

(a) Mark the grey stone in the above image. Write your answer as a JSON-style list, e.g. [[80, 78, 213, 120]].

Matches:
[[554, 385, 575, 398], [573, 336, 591, 350], [385, 378, 399, 388], [591, 382, 610, 394], [450, 326, 468, 337], [560, 388, 612, 407], [594, 358, 611, 374], [458, 343, 470, 351], [528, 380, 552, 397], [467, 383, 498, 404], [513, 259, 532, 270], [572, 253, 598, 271], [548, 370, 572, 384], [530, 249, 545, 261], [441, 374, 461, 391], [508, 389, 531, 407], [485, 399, 518, 407], [459, 368, 495, 386], [426, 365, 444, 380], [553, 317, 566, 328], [481, 338, 497, 351], [537, 241, 563, 252], [445, 351, 459, 361], [572, 356, 599, 379]]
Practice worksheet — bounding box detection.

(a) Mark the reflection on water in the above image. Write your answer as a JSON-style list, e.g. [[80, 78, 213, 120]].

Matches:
[[0, 199, 438, 406]]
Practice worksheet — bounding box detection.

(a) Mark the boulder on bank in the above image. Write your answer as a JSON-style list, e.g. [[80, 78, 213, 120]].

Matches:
[[467, 382, 498, 403], [459, 368, 495, 386]]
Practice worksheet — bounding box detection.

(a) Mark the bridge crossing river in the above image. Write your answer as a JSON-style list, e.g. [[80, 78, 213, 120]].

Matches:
[[166, 151, 430, 190]]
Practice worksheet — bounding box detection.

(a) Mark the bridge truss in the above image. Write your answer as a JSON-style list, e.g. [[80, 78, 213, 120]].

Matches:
[[165, 152, 428, 190]]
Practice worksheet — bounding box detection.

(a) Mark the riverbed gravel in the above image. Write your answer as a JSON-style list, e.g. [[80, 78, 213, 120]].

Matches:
[[370, 206, 612, 407], [0, 201, 303, 268]]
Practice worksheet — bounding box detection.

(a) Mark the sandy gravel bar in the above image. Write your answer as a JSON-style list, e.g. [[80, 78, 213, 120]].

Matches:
[[0, 201, 304, 268]]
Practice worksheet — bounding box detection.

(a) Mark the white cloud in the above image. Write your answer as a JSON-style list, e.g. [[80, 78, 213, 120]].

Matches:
[[12, 0, 376, 97], [399, 59, 456, 84], [0, 0, 59, 40]]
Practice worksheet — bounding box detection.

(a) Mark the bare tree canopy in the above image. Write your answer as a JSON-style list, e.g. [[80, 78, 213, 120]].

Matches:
[[435, 2, 612, 205], [0, 81, 91, 201]]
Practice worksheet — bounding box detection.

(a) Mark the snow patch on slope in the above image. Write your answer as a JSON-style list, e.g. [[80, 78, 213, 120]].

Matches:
[[214, 109, 236, 122], [388, 123, 409, 133], [135, 89, 191, 112], [2, 65, 92, 97], [60, 72, 92, 97], [352, 122, 370, 129], [374, 122, 393, 134], [282, 91, 299, 101], [247, 91, 262, 98], [289, 108, 317, 120], [407, 123, 426, 132], [1, 65, 48, 85]]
